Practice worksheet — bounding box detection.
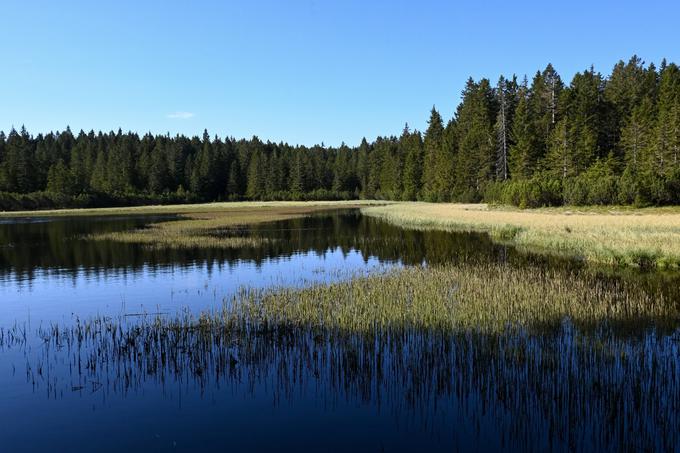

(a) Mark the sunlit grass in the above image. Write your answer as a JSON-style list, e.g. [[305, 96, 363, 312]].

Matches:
[[0, 200, 386, 218], [362, 202, 680, 268], [86, 202, 376, 249], [228, 262, 676, 334]]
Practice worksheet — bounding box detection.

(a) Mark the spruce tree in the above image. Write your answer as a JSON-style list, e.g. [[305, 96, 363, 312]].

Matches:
[[509, 79, 538, 179], [453, 79, 495, 200], [401, 126, 424, 200], [46, 159, 75, 194], [654, 63, 680, 177], [422, 107, 445, 200], [495, 76, 512, 180]]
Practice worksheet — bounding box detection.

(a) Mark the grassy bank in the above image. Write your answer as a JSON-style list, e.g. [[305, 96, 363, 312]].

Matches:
[[362, 203, 680, 268], [0, 200, 385, 218], [81, 201, 382, 249]]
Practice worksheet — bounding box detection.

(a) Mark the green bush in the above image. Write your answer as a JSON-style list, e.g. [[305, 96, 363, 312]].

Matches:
[[484, 175, 562, 208]]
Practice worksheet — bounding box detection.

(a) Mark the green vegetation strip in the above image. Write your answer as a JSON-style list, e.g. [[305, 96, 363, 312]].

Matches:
[[85, 202, 379, 249], [224, 262, 675, 334], [362, 203, 680, 269]]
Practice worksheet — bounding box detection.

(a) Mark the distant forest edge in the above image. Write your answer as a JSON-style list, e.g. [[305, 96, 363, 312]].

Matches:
[[1, 55, 680, 211]]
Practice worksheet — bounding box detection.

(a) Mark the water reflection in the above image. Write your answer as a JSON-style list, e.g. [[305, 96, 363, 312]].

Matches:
[[0, 210, 679, 451], [1, 319, 678, 452], [1, 210, 678, 317]]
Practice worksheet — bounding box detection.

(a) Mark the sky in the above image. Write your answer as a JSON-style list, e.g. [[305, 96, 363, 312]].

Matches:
[[2, 0, 678, 146]]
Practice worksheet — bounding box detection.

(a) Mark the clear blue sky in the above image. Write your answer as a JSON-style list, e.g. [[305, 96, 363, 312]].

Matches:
[[2, 0, 678, 146]]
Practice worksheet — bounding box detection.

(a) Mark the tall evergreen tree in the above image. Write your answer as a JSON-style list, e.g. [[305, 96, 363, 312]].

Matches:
[[454, 79, 495, 200], [401, 125, 424, 200], [529, 64, 563, 159], [494, 75, 517, 180], [46, 159, 75, 194], [421, 107, 445, 200], [509, 79, 538, 179], [654, 63, 680, 176], [621, 96, 656, 174]]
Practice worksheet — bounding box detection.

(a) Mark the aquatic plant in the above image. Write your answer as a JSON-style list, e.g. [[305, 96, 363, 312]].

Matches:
[[2, 307, 679, 452]]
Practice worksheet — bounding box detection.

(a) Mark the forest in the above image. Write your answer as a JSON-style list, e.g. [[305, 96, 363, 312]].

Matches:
[[1, 55, 679, 211]]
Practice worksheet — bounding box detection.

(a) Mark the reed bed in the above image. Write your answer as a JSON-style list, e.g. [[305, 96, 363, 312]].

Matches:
[[229, 262, 678, 334], [362, 202, 680, 268], [2, 296, 679, 451], [90, 223, 274, 249], [86, 203, 368, 249]]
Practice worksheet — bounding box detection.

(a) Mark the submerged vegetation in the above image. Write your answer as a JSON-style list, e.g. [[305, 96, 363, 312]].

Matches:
[[363, 203, 680, 268], [2, 206, 680, 450], [2, 260, 679, 451]]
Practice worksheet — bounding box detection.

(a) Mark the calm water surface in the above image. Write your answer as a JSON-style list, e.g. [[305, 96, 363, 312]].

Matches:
[[0, 210, 679, 452]]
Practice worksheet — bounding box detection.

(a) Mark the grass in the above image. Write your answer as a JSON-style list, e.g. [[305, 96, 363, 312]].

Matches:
[[5, 199, 678, 268], [229, 262, 677, 334], [0, 200, 386, 218], [3, 268, 677, 452], [91, 229, 273, 249], [82, 201, 381, 249], [362, 202, 680, 268], [3, 246, 678, 451]]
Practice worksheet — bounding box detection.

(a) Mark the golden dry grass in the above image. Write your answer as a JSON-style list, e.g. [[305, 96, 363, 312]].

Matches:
[[362, 202, 680, 268], [0, 200, 385, 218]]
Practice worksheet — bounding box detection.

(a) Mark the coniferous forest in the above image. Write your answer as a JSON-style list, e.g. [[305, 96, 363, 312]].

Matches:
[[1, 55, 679, 210]]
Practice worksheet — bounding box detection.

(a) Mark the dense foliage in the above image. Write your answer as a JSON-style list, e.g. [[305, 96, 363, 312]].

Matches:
[[1, 56, 679, 210]]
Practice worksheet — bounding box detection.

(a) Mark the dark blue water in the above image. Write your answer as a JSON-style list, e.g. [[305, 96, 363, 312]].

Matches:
[[0, 211, 679, 452]]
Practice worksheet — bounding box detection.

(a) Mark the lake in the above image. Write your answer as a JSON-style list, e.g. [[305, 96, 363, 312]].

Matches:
[[1, 210, 679, 452]]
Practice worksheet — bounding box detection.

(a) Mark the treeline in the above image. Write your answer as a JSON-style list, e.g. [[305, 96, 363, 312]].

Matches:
[[1, 55, 679, 210]]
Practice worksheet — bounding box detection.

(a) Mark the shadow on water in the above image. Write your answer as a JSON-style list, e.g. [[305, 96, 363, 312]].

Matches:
[[2, 209, 678, 302], [0, 210, 679, 451], [1, 318, 679, 452]]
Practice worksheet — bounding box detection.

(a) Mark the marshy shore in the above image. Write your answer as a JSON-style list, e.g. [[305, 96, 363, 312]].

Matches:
[[363, 202, 680, 268]]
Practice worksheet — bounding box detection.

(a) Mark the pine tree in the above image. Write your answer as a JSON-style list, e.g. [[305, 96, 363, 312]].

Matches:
[[289, 150, 305, 198], [604, 56, 649, 155], [366, 138, 386, 198], [246, 149, 264, 199], [509, 79, 538, 179], [190, 130, 218, 199], [107, 132, 135, 193], [46, 159, 75, 194], [453, 79, 495, 200], [530, 64, 563, 151], [70, 131, 95, 193], [90, 149, 109, 192], [0, 131, 6, 191], [544, 118, 571, 179], [494, 75, 516, 180], [422, 107, 445, 200], [401, 126, 424, 200], [544, 68, 604, 177], [654, 63, 680, 176], [226, 158, 243, 198], [621, 96, 655, 174], [148, 141, 169, 194], [356, 138, 370, 197], [4, 127, 36, 193], [377, 138, 401, 199]]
